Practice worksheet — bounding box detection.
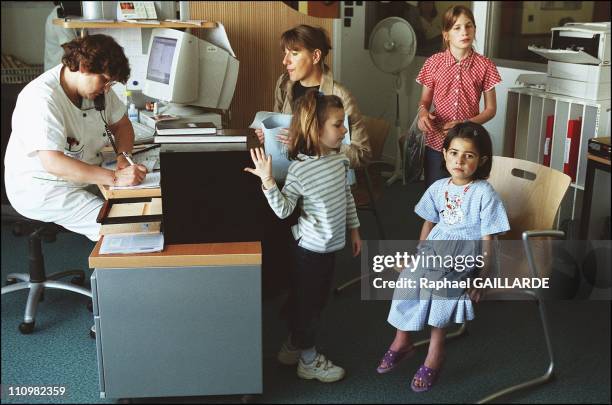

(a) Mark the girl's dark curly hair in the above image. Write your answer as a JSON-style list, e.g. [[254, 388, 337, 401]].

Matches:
[[61, 34, 130, 83], [442, 121, 493, 180]]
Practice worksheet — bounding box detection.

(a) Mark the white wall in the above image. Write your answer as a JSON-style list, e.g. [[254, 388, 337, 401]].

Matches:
[[335, 1, 544, 160], [0, 0, 146, 102], [336, 3, 420, 161], [1, 1, 55, 65]]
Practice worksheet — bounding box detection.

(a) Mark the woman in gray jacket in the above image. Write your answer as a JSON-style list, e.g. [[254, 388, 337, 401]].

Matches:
[[256, 24, 371, 168]]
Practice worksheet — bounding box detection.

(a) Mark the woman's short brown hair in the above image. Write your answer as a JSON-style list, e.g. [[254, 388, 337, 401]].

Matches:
[[441, 5, 476, 50], [280, 25, 332, 63], [61, 34, 130, 83]]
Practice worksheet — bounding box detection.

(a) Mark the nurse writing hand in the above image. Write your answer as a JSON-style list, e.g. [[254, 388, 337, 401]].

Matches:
[[4, 34, 146, 241]]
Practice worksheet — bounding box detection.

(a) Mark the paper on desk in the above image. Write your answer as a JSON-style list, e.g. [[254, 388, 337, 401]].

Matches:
[[103, 159, 158, 172], [110, 171, 160, 190], [99, 232, 164, 254], [102, 154, 159, 172]]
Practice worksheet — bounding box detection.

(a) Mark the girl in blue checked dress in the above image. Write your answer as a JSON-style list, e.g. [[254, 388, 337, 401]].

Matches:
[[376, 122, 510, 392]]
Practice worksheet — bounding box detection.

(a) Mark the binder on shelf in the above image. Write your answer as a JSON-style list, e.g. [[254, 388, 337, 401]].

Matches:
[[563, 117, 582, 182], [543, 115, 554, 167]]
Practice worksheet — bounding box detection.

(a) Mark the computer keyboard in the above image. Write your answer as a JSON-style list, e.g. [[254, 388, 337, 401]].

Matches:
[[132, 121, 156, 144]]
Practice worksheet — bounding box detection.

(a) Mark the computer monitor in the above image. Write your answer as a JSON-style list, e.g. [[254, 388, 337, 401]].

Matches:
[[143, 28, 239, 116]]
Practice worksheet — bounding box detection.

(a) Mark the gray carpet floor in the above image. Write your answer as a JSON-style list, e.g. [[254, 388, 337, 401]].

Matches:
[[1, 181, 610, 404]]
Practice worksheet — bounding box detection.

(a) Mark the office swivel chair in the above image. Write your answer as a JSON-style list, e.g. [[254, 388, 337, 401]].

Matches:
[[410, 156, 571, 403], [1, 205, 92, 334]]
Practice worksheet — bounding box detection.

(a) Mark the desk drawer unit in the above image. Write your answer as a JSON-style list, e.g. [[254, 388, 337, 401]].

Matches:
[[91, 264, 262, 399]]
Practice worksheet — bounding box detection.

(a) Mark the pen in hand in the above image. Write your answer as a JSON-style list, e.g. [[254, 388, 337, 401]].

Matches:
[[121, 151, 135, 166]]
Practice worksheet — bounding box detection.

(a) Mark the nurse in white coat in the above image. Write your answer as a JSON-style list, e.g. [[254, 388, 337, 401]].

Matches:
[[4, 34, 147, 241]]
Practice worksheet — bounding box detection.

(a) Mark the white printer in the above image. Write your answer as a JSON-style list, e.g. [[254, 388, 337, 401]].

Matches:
[[529, 22, 610, 100]]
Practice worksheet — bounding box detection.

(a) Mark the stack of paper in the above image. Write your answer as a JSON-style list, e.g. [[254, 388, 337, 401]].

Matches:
[[99, 232, 164, 254]]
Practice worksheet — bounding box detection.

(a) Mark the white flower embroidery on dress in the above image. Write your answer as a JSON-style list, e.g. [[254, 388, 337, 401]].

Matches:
[[442, 193, 464, 225], [441, 179, 472, 225]]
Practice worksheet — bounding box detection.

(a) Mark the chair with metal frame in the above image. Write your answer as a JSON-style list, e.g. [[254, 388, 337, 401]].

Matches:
[[1, 205, 93, 334], [351, 115, 392, 240], [334, 116, 392, 294], [410, 156, 571, 403]]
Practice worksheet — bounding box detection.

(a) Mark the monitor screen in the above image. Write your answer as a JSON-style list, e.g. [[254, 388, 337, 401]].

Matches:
[[146, 37, 177, 85], [143, 28, 239, 110]]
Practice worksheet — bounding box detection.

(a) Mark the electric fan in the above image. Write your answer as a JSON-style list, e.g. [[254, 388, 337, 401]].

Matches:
[[369, 17, 417, 185]]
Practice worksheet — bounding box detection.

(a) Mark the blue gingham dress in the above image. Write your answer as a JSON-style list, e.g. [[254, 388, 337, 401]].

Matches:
[[388, 178, 510, 330]]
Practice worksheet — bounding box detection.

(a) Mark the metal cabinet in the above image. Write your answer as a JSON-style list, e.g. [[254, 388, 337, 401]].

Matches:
[[90, 261, 262, 399]]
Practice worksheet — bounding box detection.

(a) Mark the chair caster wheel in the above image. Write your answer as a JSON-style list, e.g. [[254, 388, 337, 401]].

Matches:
[[87, 301, 94, 312], [5, 278, 17, 286], [19, 322, 35, 334], [71, 276, 85, 286]]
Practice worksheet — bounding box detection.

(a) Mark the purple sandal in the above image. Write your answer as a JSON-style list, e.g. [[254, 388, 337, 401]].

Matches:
[[376, 346, 415, 374], [410, 364, 440, 392]]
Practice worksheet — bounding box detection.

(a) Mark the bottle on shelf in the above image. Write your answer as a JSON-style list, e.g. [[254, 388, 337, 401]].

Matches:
[[128, 102, 139, 123], [128, 80, 144, 109]]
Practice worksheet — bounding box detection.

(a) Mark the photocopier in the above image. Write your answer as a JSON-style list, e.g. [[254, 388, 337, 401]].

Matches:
[[529, 22, 610, 100]]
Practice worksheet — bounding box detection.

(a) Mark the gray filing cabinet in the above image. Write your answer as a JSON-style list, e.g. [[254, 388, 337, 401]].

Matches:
[[89, 243, 262, 399]]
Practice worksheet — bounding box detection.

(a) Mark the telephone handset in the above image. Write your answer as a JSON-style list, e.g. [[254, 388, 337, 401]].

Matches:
[[95, 93, 119, 155], [94, 93, 106, 111]]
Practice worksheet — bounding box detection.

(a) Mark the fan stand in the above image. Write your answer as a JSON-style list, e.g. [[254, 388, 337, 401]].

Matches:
[[385, 73, 404, 186]]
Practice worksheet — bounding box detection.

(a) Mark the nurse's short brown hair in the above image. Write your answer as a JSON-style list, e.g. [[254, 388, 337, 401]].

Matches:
[[61, 34, 130, 83]]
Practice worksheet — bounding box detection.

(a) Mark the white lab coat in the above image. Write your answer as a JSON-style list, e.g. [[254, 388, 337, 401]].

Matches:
[[4, 65, 125, 241]]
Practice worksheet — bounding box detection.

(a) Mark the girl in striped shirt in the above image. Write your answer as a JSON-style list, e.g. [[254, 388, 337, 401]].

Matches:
[[245, 90, 361, 383]]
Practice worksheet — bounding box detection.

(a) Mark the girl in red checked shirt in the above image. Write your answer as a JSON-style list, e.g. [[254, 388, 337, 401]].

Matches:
[[416, 5, 501, 186]]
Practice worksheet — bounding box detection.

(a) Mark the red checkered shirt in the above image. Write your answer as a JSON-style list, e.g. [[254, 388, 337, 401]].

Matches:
[[416, 49, 501, 151]]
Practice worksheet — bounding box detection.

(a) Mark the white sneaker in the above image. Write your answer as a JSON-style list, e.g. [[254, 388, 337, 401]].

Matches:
[[277, 341, 300, 365], [297, 353, 345, 383]]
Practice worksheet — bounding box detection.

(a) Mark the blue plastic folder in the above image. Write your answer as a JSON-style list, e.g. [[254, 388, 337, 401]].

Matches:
[[262, 114, 293, 182], [257, 112, 355, 185]]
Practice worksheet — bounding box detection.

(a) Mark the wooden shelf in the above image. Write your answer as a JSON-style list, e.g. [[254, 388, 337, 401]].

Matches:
[[53, 18, 217, 29]]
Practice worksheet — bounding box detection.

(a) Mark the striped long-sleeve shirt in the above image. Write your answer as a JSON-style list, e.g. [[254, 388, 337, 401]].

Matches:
[[263, 152, 360, 253]]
